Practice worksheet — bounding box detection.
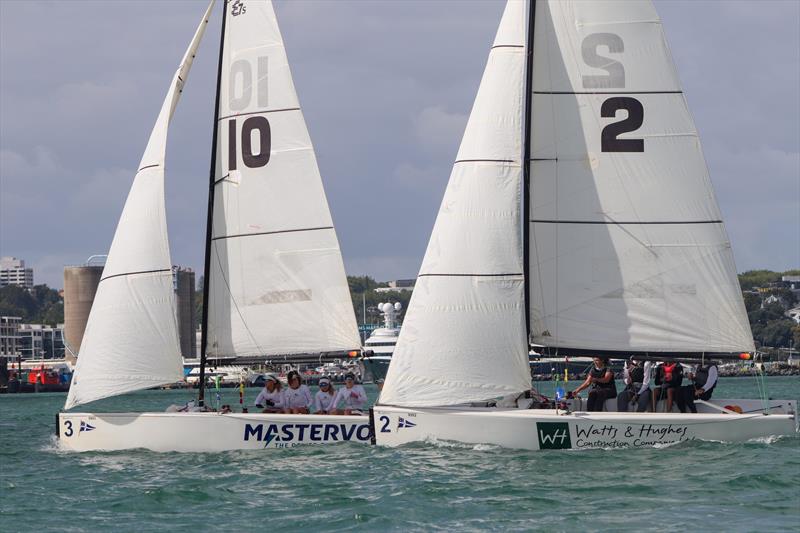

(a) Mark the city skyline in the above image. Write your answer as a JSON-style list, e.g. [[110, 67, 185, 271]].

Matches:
[[1, 0, 798, 289]]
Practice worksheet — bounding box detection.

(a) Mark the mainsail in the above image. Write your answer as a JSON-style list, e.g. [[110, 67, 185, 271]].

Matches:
[[380, 0, 532, 407], [383, 0, 754, 408], [65, 1, 215, 410], [527, 0, 754, 355], [205, 0, 360, 358]]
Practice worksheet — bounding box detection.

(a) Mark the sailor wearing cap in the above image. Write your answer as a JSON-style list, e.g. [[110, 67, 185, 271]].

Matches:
[[314, 378, 337, 414], [332, 373, 368, 415], [254, 374, 284, 413]]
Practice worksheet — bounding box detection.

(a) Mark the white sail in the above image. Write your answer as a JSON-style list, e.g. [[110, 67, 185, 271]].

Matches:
[[527, 0, 753, 354], [380, 0, 531, 407], [206, 0, 359, 358], [64, 2, 215, 410]]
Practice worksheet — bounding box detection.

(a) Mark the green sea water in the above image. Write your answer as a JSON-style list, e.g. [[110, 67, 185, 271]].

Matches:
[[1, 377, 798, 532]]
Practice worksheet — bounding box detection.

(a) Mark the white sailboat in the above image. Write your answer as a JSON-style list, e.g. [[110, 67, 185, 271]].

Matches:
[[373, 0, 797, 450], [58, 0, 370, 452]]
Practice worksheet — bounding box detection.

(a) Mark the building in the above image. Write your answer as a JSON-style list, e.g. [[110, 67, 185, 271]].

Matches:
[[0, 257, 34, 289], [63, 263, 196, 358], [173, 267, 196, 358], [375, 279, 416, 293], [17, 324, 65, 360], [63, 264, 104, 354], [1, 316, 22, 356]]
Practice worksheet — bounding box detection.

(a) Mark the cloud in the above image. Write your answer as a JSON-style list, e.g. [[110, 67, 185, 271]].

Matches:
[[0, 0, 797, 289]]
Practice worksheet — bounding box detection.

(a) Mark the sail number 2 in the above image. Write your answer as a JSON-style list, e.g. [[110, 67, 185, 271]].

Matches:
[[581, 33, 644, 153]]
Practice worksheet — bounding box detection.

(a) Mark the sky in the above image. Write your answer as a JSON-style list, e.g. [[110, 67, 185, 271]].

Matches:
[[1, 0, 798, 289]]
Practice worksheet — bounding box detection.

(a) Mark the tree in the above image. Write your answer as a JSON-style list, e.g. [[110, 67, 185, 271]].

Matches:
[[759, 320, 795, 348], [793, 325, 800, 350], [738, 270, 781, 291], [743, 292, 761, 313]]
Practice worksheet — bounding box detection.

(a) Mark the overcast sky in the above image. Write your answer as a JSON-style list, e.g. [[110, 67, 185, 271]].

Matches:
[[1, 0, 798, 289]]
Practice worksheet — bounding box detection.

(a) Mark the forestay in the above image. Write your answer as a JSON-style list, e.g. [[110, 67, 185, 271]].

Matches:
[[528, 0, 753, 354], [381, 0, 532, 407], [206, 0, 359, 358], [65, 1, 215, 410]]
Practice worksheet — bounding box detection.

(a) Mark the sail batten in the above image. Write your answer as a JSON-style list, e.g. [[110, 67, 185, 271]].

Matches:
[[65, 1, 215, 410], [206, 0, 360, 359]]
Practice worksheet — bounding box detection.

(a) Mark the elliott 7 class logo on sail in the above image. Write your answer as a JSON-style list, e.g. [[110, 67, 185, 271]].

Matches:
[[231, 1, 246, 17]]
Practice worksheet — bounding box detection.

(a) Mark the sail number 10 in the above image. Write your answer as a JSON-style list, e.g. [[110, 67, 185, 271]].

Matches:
[[228, 117, 271, 170]]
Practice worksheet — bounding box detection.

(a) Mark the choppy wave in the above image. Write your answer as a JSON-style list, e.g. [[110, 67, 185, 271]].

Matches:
[[1, 378, 798, 532]]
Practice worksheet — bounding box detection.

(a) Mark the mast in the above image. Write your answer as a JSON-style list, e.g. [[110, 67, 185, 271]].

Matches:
[[522, 0, 536, 346], [199, 0, 228, 407]]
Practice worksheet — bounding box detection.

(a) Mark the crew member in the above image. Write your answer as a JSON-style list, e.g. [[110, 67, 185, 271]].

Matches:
[[254, 374, 284, 413], [283, 370, 313, 414], [314, 377, 337, 414], [616, 358, 652, 412], [333, 372, 368, 415], [571, 357, 617, 411], [652, 361, 683, 412], [677, 361, 718, 413]]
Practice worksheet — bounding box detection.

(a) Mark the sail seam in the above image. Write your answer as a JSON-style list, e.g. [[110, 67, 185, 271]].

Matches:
[[211, 226, 334, 241], [218, 107, 301, 121], [100, 268, 171, 283], [491, 44, 524, 49], [533, 91, 682, 95], [137, 164, 160, 172], [418, 273, 523, 278], [531, 219, 723, 225], [454, 159, 515, 164]]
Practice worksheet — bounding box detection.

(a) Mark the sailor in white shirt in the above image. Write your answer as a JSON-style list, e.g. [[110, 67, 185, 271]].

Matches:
[[314, 377, 337, 414], [677, 362, 719, 413], [254, 374, 284, 413], [616, 359, 652, 412], [332, 373, 368, 415], [283, 370, 313, 414]]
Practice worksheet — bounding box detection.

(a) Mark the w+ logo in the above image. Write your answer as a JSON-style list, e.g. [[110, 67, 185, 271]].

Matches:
[[536, 422, 572, 449]]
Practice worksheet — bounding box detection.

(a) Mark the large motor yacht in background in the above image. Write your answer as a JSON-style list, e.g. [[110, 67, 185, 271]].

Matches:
[[361, 302, 401, 382]]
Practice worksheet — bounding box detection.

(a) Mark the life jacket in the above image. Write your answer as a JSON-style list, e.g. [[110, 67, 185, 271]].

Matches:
[[656, 362, 682, 386], [590, 365, 616, 392], [628, 364, 645, 385], [693, 364, 717, 392]]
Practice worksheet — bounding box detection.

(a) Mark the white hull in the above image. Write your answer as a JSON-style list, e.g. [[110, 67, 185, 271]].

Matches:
[[58, 412, 371, 452], [373, 399, 797, 451]]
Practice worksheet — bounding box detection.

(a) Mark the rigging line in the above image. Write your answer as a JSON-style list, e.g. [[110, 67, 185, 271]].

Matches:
[[217, 107, 300, 121], [213, 173, 230, 185], [211, 226, 334, 241], [199, 0, 228, 407], [211, 240, 267, 358], [100, 268, 171, 283], [606, 212, 658, 257]]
